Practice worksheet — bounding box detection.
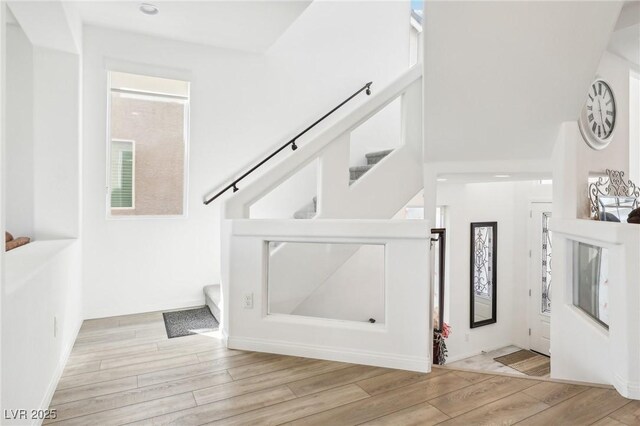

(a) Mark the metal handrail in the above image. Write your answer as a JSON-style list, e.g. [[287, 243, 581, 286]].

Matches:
[[204, 81, 373, 205]]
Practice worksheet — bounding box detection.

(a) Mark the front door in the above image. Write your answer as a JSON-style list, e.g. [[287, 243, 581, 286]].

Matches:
[[529, 203, 552, 356]]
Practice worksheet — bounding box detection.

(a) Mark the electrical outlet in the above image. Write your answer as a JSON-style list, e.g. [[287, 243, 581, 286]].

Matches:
[[242, 293, 254, 309], [54, 316, 58, 338]]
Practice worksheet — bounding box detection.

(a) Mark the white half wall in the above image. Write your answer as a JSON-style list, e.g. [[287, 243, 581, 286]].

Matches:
[[225, 219, 430, 371], [1, 240, 82, 424]]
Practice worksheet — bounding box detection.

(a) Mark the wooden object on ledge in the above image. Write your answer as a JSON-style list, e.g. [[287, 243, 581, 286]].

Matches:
[[5, 236, 30, 251], [5, 231, 13, 243]]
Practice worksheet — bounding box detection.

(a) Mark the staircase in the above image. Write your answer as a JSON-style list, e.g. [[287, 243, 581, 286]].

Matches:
[[293, 149, 394, 219]]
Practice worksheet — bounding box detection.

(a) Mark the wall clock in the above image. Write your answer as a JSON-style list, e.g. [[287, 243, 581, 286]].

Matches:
[[578, 79, 616, 150]]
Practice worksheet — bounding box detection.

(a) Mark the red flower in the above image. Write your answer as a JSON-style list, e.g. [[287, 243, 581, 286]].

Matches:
[[442, 323, 451, 338]]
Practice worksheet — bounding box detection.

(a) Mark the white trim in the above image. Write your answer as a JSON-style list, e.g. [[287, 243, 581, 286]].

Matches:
[[612, 372, 640, 400], [227, 335, 430, 372]]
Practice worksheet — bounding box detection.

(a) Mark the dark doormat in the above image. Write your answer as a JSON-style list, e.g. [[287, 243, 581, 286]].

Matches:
[[162, 306, 219, 339], [494, 349, 550, 377]]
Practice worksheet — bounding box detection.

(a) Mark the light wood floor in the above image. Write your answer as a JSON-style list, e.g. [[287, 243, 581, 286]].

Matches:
[[46, 310, 639, 425]]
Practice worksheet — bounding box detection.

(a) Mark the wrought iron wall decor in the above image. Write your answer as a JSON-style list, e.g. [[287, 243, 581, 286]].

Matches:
[[541, 212, 552, 314], [588, 169, 639, 219], [470, 222, 497, 328]]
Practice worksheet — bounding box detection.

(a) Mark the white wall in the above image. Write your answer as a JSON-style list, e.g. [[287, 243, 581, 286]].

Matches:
[[292, 245, 385, 323], [1, 6, 83, 419], [573, 51, 638, 218], [5, 23, 34, 238], [2, 241, 82, 425], [82, 1, 410, 319], [32, 46, 81, 240], [436, 180, 552, 361]]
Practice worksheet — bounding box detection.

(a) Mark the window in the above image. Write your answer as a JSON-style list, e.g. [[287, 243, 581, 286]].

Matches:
[[107, 71, 190, 217], [110, 140, 135, 209], [409, 0, 423, 66], [573, 241, 609, 328]]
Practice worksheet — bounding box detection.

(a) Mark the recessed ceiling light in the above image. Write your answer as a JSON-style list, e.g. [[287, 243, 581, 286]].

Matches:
[[139, 3, 159, 15], [494, 174, 510, 178], [437, 178, 447, 182]]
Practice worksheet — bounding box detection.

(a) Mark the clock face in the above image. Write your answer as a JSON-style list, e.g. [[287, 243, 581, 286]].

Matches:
[[585, 80, 615, 141]]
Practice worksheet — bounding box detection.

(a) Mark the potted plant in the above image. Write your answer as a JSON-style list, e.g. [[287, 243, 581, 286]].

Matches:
[[433, 323, 451, 365]]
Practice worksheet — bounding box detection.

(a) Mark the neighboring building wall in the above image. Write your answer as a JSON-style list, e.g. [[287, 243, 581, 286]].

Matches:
[[82, 1, 411, 318], [110, 96, 185, 216]]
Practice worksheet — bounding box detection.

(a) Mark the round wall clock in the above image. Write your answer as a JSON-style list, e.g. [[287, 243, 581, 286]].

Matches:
[[578, 79, 616, 150]]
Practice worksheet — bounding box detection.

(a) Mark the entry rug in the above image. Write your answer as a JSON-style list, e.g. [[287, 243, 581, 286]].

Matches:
[[162, 306, 219, 338], [494, 349, 550, 377]]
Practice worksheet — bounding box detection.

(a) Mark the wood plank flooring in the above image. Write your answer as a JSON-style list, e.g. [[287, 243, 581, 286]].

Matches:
[[47, 310, 637, 425]]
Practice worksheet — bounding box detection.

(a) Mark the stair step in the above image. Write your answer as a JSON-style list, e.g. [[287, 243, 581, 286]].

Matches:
[[203, 284, 221, 321], [365, 149, 394, 165], [294, 210, 317, 219], [349, 164, 374, 180], [293, 196, 318, 219]]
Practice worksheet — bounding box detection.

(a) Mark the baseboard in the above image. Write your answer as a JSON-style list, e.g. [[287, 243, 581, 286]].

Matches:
[[85, 298, 205, 320], [35, 319, 83, 426], [227, 335, 429, 372], [612, 372, 640, 400]]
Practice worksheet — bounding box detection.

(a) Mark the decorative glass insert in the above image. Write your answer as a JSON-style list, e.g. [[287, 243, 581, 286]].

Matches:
[[473, 226, 494, 298], [573, 241, 610, 328], [470, 222, 497, 328], [541, 212, 552, 314]]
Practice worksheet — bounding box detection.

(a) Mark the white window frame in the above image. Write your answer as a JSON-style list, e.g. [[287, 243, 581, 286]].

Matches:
[[110, 139, 136, 210], [105, 70, 191, 220]]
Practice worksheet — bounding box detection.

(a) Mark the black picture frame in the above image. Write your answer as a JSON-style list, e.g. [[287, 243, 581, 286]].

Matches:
[[431, 228, 446, 332], [470, 222, 497, 328]]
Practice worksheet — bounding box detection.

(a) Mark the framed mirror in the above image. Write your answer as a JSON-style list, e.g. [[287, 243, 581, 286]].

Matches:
[[470, 222, 497, 328]]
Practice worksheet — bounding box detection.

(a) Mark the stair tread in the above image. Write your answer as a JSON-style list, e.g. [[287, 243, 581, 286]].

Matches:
[[349, 164, 374, 172], [365, 149, 394, 158], [294, 211, 316, 219]]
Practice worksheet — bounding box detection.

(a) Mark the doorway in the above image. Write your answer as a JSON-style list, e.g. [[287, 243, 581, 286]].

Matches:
[[528, 202, 552, 356]]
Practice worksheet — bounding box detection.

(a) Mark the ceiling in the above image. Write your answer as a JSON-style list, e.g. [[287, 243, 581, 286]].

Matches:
[[608, 2, 640, 66], [424, 1, 623, 163], [72, 1, 313, 53]]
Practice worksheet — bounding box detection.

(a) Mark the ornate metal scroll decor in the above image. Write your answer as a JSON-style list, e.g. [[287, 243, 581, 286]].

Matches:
[[473, 226, 493, 298], [588, 169, 640, 218], [541, 212, 552, 314]]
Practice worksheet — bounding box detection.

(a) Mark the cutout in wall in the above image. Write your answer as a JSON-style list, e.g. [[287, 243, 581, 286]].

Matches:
[[249, 159, 318, 219], [349, 97, 401, 174], [267, 241, 385, 324]]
